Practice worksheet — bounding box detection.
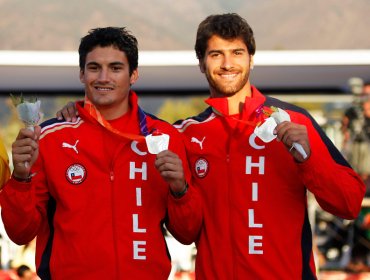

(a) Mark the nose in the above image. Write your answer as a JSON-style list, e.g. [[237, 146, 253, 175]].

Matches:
[[221, 55, 232, 70], [97, 68, 109, 82]]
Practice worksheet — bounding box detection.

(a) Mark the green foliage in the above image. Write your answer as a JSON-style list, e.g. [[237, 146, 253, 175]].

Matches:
[[10, 93, 38, 107], [157, 97, 208, 123]]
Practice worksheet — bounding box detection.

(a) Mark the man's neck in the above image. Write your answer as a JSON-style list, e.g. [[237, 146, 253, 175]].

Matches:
[[210, 84, 252, 115], [227, 89, 252, 115], [98, 103, 129, 121]]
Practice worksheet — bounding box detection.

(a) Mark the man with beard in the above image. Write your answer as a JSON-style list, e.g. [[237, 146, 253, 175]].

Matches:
[[172, 13, 365, 279]]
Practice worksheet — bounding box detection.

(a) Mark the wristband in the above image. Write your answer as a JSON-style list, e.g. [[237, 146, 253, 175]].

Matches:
[[12, 174, 33, 183], [171, 182, 188, 198]]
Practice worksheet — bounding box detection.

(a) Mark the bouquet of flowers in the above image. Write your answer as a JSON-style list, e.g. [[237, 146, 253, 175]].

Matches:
[[11, 94, 42, 131], [11, 94, 42, 168]]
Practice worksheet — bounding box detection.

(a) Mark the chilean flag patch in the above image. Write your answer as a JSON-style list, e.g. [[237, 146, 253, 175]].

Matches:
[[194, 157, 209, 178], [66, 163, 87, 185]]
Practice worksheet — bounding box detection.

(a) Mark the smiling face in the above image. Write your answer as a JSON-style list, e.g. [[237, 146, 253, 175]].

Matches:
[[80, 45, 138, 120], [199, 35, 253, 100]]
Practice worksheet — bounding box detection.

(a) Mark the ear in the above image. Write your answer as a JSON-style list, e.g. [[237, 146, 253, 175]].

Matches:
[[129, 69, 139, 85], [250, 55, 254, 70], [79, 70, 85, 84]]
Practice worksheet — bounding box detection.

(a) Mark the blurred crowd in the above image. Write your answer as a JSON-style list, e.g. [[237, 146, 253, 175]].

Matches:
[[316, 78, 370, 274]]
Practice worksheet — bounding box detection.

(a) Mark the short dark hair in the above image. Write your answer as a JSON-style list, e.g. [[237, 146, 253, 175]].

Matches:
[[78, 27, 138, 75], [195, 13, 256, 60]]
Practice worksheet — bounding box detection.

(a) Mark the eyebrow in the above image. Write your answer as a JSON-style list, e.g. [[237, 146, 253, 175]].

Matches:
[[86, 61, 125, 67], [233, 48, 247, 52], [109, 61, 125, 67], [208, 48, 246, 54]]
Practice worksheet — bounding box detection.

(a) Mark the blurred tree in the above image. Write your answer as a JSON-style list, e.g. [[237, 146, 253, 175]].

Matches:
[[4, 97, 23, 150], [0, 135, 10, 187], [157, 96, 207, 124]]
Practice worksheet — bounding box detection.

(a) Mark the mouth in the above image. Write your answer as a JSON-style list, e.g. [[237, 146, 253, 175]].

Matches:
[[217, 71, 239, 82], [220, 73, 238, 79], [94, 86, 114, 92]]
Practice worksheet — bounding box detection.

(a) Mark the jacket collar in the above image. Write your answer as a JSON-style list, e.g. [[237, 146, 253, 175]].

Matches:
[[76, 90, 146, 140], [77, 90, 139, 122], [205, 85, 266, 120]]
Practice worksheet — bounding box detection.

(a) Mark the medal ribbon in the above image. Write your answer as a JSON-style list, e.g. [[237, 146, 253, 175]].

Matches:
[[211, 107, 261, 127], [84, 97, 148, 140]]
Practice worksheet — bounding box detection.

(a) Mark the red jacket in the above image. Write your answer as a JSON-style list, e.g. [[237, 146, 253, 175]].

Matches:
[[0, 91, 202, 280], [174, 86, 365, 280]]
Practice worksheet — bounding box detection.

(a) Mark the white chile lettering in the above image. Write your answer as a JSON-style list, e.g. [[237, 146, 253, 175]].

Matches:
[[245, 156, 265, 175], [133, 241, 146, 260], [133, 214, 146, 233], [136, 187, 142, 206], [248, 209, 263, 228], [252, 182, 258, 201], [249, 236, 263, 254], [246, 155, 265, 255], [130, 161, 148, 260], [129, 162, 147, 180]]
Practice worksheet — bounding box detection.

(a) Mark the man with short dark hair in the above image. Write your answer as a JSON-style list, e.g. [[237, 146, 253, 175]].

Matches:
[[0, 27, 201, 280], [173, 13, 365, 279]]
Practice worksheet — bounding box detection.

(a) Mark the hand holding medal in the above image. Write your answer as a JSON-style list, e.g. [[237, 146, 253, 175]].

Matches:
[[145, 130, 170, 154], [254, 107, 308, 160]]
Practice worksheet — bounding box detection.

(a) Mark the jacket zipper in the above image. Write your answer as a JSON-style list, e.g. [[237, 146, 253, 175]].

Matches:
[[221, 115, 236, 279]]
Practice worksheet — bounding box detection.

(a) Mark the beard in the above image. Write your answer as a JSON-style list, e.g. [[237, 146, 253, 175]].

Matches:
[[205, 71, 250, 98]]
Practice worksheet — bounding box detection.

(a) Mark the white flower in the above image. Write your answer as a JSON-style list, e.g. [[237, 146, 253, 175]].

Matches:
[[17, 100, 41, 128], [11, 94, 42, 131]]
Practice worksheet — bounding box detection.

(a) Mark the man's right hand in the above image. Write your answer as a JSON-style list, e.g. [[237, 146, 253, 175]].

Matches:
[[56, 101, 79, 122], [12, 126, 41, 179]]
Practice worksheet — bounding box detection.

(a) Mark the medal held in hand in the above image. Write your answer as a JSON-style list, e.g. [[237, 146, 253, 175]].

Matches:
[[145, 131, 170, 154], [254, 107, 307, 159]]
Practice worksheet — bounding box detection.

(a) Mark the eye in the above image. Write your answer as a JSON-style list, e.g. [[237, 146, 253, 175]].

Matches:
[[86, 65, 99, 71], [111, 66, 123, 72], [210, 52, 220, 58]]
